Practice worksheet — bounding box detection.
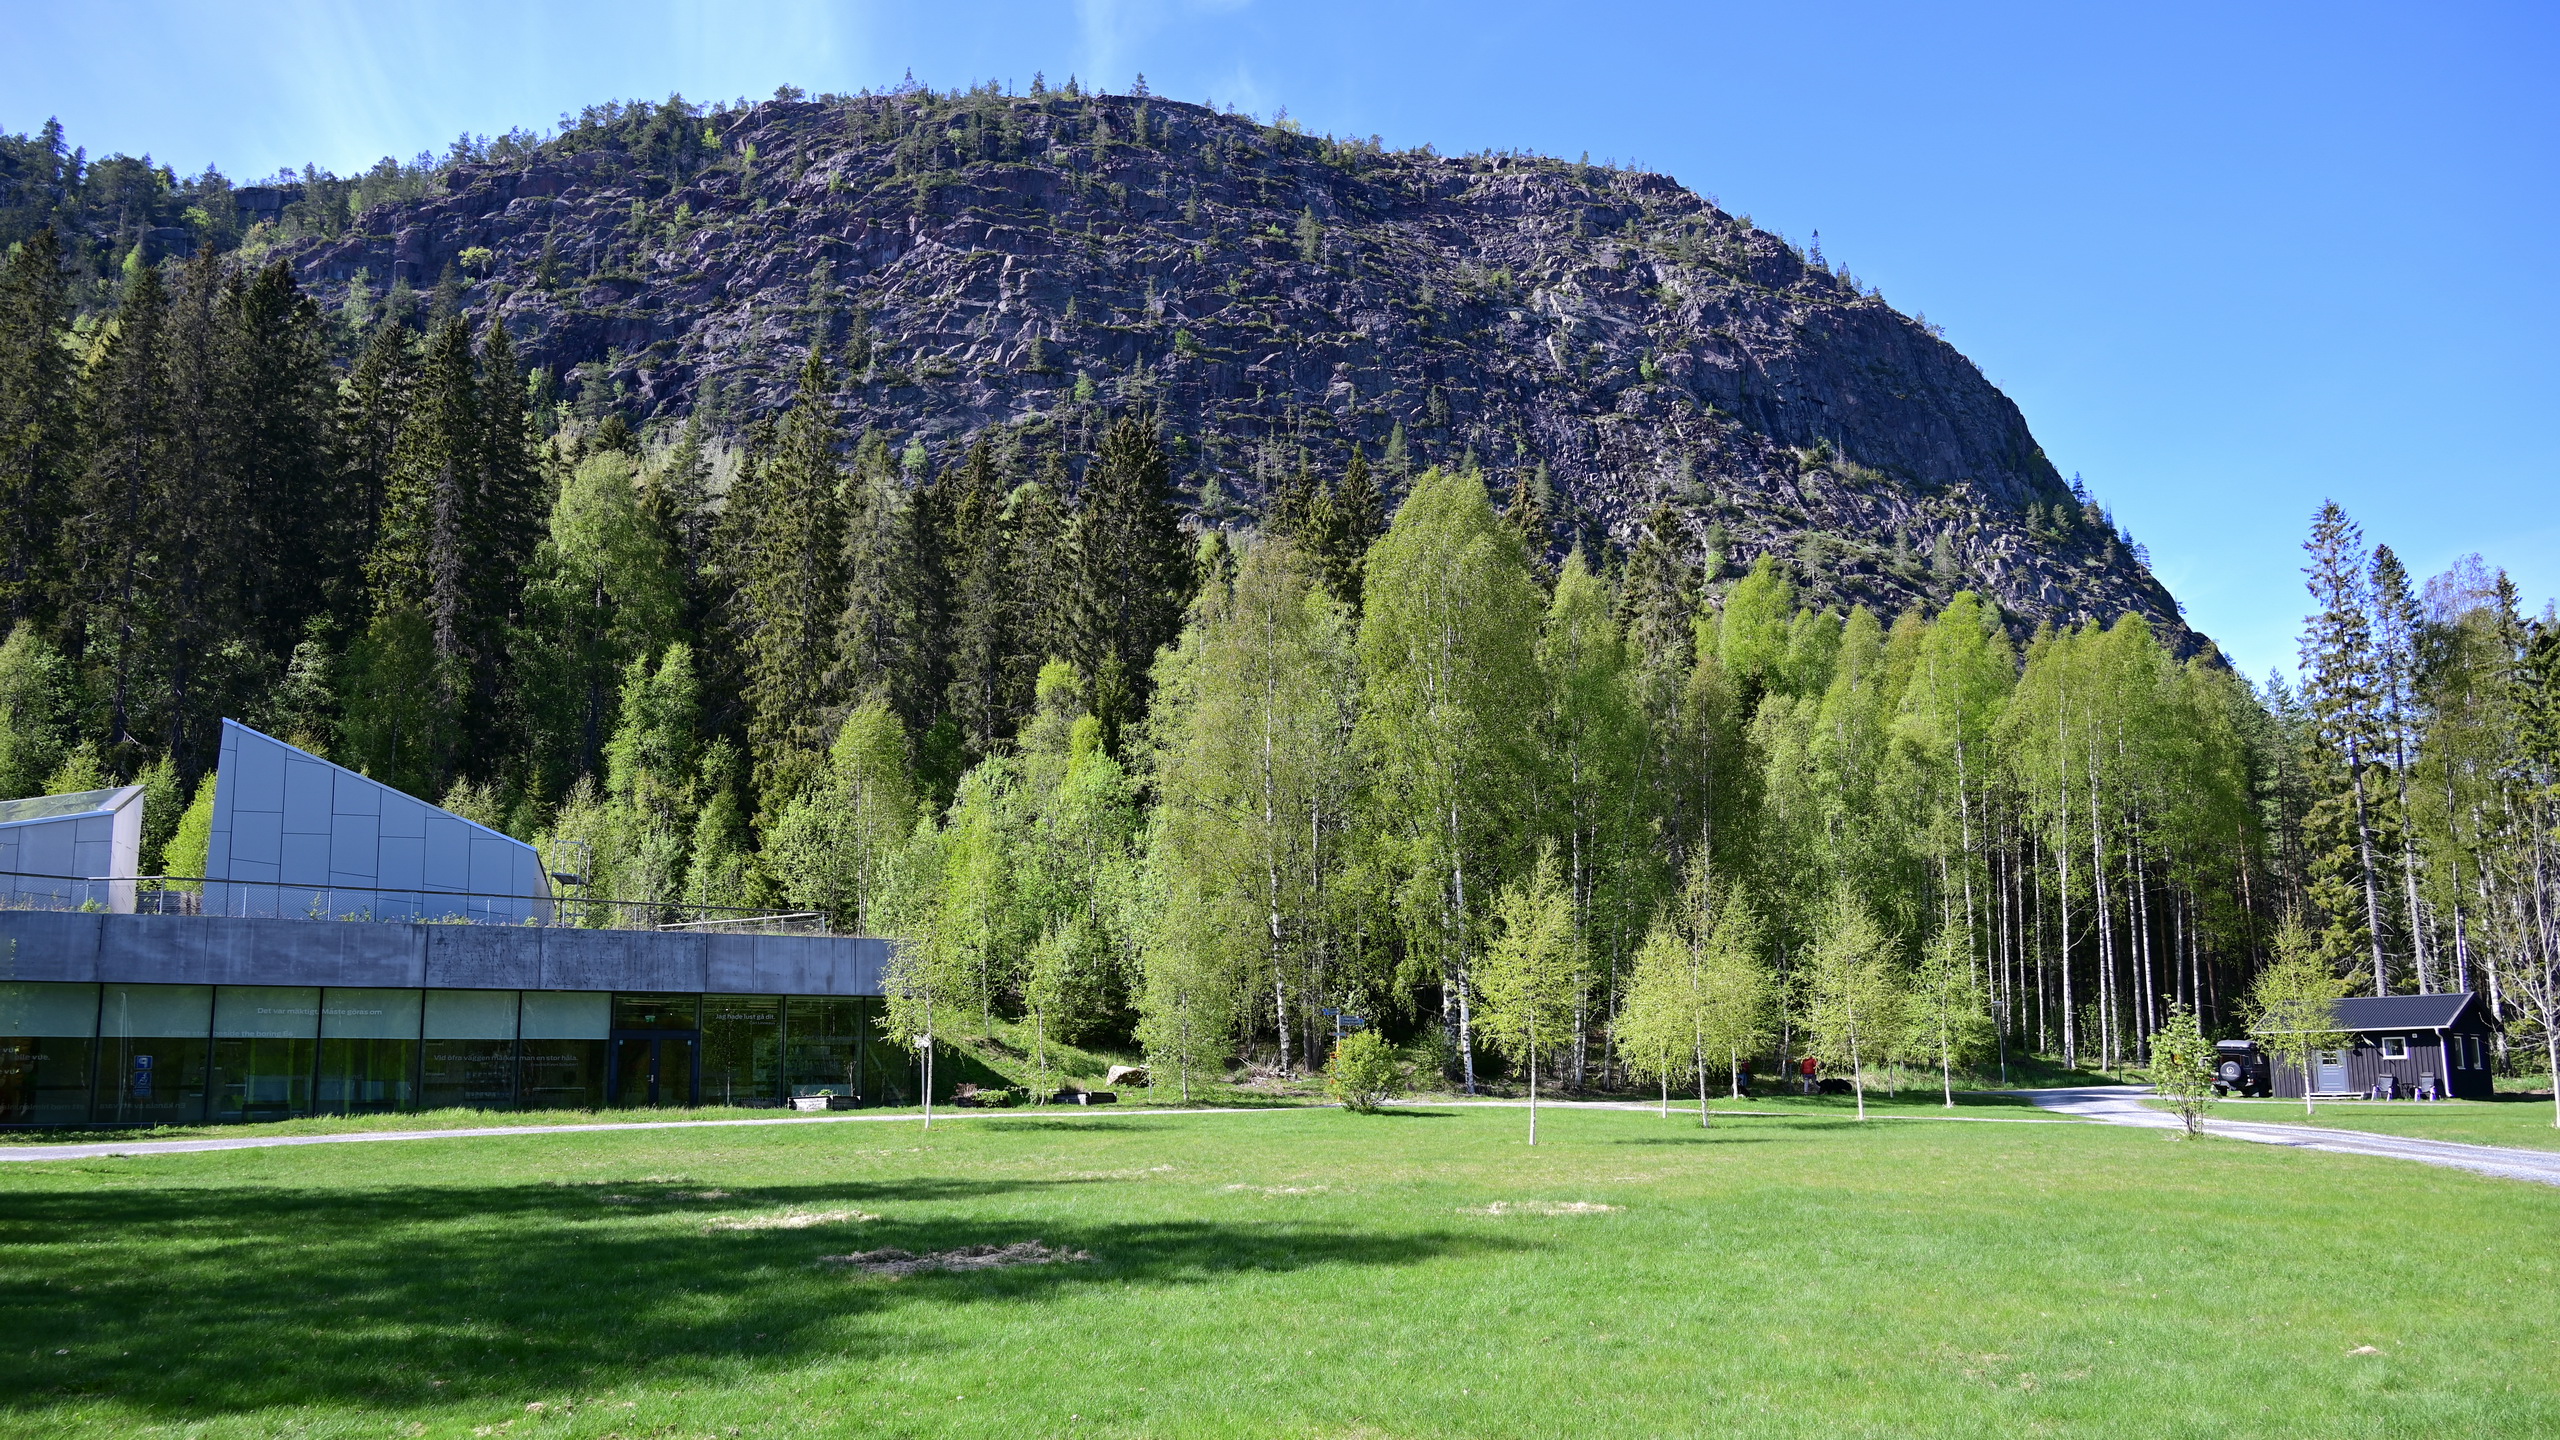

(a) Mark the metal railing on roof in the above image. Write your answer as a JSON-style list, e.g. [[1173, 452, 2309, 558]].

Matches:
[[0, 870, 831, 935]]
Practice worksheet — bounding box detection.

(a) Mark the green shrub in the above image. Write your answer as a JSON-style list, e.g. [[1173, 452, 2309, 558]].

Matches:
[[1327, 1030, 1403, 1113]]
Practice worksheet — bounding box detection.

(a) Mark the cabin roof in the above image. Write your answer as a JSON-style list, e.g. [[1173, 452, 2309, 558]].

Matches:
[[2330, 992, 2477, 1032]]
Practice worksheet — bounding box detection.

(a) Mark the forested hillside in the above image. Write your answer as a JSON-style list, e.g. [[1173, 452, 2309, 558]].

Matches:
[[0, 85, 2554, 1098], [6, 82, 2192, 645]]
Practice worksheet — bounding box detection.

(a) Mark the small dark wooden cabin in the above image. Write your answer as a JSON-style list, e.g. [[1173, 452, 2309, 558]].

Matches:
[[2268, 992, 2498, 1100]]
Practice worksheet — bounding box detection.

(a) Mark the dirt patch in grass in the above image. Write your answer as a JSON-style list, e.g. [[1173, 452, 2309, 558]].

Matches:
[[820, 1241, 1091, 1276], [1221, 1183, 1330, 1195], [706, 1207, 876, 1232], [1465, 1200, 1622, 1216]]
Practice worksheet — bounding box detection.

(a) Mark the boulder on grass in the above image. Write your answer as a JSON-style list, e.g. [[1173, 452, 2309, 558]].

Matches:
[[1105, 1064, 1149, 1088]]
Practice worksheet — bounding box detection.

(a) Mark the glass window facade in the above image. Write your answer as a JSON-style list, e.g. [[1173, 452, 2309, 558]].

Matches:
[[422, 990, 519, 1111], [520, 991, 611, 1111], [786, 997, 906, 1104], [702, 996, 782, 1108], [0, 984, 895, 1126], [0, 982, 101, 1125], [212, 986, 320, 1122], [318, 988, 422, 1114], [98, 983, 212, 1125]]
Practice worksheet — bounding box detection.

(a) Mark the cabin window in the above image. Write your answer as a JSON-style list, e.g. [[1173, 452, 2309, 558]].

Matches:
[[2381, 1037, 2407, 1060]]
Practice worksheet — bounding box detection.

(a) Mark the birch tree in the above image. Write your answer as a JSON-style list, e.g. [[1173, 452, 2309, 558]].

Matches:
[[1474, 846, 1580, 1144], [1803, 890, 1905, 1120], [1356, 467, 1545, 1092]]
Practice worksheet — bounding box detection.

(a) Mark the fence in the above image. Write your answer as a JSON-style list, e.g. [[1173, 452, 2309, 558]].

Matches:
[[0, 870, 828, 935]]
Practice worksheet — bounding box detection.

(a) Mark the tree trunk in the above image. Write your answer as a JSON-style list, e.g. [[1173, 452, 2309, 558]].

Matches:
[[1850, 1025, 1866, 1121], [1527, 1042, 1538, 1146], [2348, 739, 2389, 994]]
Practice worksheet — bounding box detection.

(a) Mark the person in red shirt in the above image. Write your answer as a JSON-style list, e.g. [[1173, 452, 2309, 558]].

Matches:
[[1798, 1054, 1819, 1096]]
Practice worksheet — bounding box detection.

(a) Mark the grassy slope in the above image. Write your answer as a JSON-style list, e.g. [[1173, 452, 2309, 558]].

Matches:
[[3, 1104, 2554, 1438]]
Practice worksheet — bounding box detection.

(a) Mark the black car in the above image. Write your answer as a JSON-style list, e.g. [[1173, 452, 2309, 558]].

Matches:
[[2213, 1040, 2271, 1097]]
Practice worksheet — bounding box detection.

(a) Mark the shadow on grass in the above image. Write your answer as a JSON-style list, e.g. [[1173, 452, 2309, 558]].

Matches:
[[0, 1174, 1520, 1424]]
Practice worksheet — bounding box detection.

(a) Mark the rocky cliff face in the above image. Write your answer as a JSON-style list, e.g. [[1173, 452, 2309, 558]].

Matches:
[[282, 89, 2198, 650]]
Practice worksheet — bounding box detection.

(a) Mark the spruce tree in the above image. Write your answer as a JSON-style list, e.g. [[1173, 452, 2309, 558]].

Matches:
[[337, 313, 417, 613], [1069, 408, 1191, 750], [219, 259, 340, 663], [63, 261, 171, 760], [1503, 463, 1554, 576], [944, 438, 1017, 752], [341, 315, 477, 791], [157, 250, 254, 766], [1309, 445, 1382, 612], [737, 347, 848, 808], [0, 229, 74, 629], [2368, 543, 2431, 990], [2298, 500, 2391, 992], [1265, 450, 1324, 544], [1009, 459, 1073, 672], [1617, 504, 1696, 677], [646, 413, 717, 633]]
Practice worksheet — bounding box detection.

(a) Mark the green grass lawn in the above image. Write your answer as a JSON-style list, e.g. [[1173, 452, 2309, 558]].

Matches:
[[2196, 1094, 2560, 1151], [3, 1102, 2554, 1438]]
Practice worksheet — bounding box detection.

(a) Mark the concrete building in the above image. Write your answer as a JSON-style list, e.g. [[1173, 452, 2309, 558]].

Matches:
[[0, 724, 902, 1128]]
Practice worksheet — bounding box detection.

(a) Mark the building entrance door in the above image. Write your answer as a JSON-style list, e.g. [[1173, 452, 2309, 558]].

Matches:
[[610, 1032, 698, 1107], [2314, 1050, 2351, 1094]]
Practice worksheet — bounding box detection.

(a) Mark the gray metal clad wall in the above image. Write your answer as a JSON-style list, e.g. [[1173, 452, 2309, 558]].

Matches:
[[203, 720, 554, 923], [0, 912, 891, 996]]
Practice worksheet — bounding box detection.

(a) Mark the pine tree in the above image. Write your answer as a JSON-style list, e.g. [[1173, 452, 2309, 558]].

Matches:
[[1009, 460, 1073, 672], [156, 250, 258, 767]]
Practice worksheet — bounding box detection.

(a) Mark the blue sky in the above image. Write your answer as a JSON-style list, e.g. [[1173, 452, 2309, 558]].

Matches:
[[5, 1, 2551, 679]]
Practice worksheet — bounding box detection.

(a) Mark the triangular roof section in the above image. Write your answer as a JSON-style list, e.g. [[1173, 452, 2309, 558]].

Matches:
[[206, 719, 552, 922]]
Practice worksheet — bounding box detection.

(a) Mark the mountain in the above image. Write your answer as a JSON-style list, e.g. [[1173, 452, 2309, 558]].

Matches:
[[264, 86, 2195, 649]]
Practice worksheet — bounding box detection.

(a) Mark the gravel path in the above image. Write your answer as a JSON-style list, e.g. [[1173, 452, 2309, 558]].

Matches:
[[2027, 1085, 2560, 1188]]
